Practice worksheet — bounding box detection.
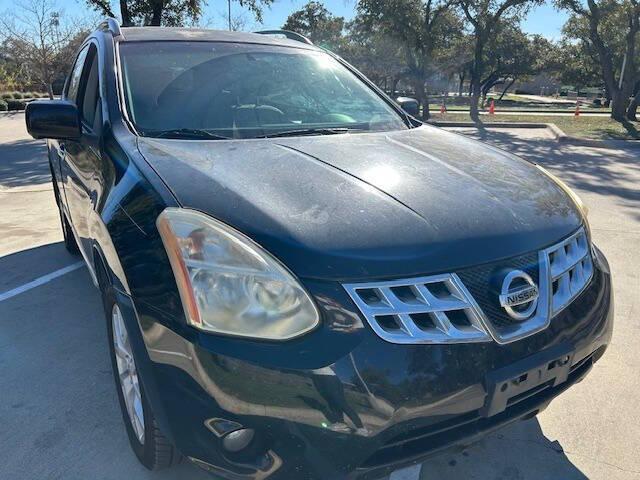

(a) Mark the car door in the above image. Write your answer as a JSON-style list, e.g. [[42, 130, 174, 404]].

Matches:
[[60, 42, 103, 264], [50, 44, 88, 218]]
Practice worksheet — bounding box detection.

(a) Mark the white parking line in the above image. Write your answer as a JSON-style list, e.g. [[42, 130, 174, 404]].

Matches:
[[0, 261, 85, 303]]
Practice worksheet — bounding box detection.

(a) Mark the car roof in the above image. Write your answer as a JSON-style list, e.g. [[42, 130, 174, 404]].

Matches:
[[118, 27, 318, 50]]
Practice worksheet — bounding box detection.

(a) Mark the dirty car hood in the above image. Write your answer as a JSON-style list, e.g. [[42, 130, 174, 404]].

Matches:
[[136, 125, 583, 280]]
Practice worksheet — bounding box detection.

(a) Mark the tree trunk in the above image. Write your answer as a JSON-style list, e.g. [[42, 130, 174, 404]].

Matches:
[[498, 78, 516, 101], [47, 83, 54, 100], [119, 0, 133, 26], [626, 90, 639, 121], [150, 0, 163, 26], [458, 71, 465, 97], [610, 91, 628, 121], [603, 85, 611, 107], [481, 78, 499, 107], [469, 79, 481, 123], [411, 79, 429, 121], [469, 33, 486, 124], [423, 94, 430, 121]]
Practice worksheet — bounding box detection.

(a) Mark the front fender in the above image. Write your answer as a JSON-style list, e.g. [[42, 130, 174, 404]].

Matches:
[[89, 208, 131, 294], [93, 132, 183, 329]]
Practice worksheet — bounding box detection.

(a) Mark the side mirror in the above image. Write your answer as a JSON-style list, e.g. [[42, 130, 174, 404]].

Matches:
[[25, 100, 81, 140], [396, 97, 420, 117]]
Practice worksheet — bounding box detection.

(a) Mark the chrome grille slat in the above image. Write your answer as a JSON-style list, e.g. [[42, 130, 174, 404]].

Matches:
[[544, 228, 593, 314], [343, 274, 492, 344], [344, 227, 593, 345], [395, 314, 421, 337], [549, 233, 589, 279]]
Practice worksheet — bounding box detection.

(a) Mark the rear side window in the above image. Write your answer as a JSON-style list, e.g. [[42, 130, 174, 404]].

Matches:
[[66, 46, 89, 103]]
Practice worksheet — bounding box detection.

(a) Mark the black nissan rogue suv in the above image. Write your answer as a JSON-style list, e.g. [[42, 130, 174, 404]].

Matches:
[[25, 19, 613, 480]]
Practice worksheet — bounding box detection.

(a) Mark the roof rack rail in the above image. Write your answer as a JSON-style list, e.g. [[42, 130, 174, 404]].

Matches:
[[254, 30, 313, 45], [98, 17, 123, 38]]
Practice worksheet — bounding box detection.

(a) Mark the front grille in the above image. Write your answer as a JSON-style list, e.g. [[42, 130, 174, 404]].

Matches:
[[457, 253, 539, 329], [343, 274, 492, 344], [543, 228, 593, 315], [344, 227, 593, 345]]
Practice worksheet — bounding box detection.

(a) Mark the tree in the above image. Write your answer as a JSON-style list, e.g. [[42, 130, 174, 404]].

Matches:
[[85, 0, 272, 27], [557, 0, 639, 121], [0, 0, 90, 97], [282, 1, 345, 49], [342, 16, 407, 91], [556, 38, 602, 96], [456, 0, 543, 122], [356, 0, 458, 120], [0, 40, 29, 91], [432, 27, 473, 97], [478, 22, 542, 104]]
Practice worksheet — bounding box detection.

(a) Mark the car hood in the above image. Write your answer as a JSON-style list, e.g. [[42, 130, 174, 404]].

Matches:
[[136, 125, 583, 281]]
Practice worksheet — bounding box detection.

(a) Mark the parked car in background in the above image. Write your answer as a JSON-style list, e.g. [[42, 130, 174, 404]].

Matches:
[[25, 19, 613, 480]]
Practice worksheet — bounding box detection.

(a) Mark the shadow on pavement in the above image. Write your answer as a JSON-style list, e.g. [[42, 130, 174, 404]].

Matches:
[[0, 137, 48, 189], [422, 416, 587, 480]]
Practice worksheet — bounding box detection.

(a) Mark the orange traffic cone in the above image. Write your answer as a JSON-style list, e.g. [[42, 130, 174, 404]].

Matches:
[[440, 103, 447, 114], [574, 101, 580, 117], [489, 99, 495, 115]]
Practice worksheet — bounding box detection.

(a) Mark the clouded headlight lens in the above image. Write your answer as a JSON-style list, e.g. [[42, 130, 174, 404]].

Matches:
[[157, 208, 319, 340]]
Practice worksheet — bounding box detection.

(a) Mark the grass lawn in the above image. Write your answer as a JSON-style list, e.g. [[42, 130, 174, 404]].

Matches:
[[429, 112, 640, 141]]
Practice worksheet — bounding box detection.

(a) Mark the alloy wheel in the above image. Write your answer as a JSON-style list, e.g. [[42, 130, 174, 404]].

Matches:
[[112, 304, 145, 444]]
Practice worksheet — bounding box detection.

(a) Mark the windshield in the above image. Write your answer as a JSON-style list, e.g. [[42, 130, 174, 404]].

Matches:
[[118, 41, 408, 139]]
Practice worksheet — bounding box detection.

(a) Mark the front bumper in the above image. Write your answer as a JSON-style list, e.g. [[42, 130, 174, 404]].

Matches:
[[119, 255, 613, 480]]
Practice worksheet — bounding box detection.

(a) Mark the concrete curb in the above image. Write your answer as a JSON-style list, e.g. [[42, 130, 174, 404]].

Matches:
[[430, 120, 549, 129], [428, 120, 640, 149], [429, 109, 609, 115], [547, 123, 640, 148]]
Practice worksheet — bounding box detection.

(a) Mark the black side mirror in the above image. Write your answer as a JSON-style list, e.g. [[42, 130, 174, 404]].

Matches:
[[396, 97, 420, 117], [25, 100, 81, 140]]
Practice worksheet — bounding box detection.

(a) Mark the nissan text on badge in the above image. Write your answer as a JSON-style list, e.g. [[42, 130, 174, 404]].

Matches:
[[25, 20, 614, 480]]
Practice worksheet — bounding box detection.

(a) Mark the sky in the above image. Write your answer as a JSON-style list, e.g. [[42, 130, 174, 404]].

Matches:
[[1, 0, 570, 41], [255, 1, 568, 40]]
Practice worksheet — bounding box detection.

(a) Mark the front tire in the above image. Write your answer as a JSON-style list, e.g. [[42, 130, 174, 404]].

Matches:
[[103, 289, 181, 470]]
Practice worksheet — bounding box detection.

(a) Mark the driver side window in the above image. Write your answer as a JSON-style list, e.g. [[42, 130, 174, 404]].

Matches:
[[65, 46, 89, 104], [78, 47, 101, 131]]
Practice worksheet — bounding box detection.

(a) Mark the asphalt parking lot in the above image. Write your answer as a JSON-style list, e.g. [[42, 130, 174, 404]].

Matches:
[[1, 112, 638, 480]]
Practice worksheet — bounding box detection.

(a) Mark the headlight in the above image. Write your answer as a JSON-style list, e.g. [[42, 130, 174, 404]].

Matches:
[[157, 208, 319, 340], [535, 164, 588, 217]]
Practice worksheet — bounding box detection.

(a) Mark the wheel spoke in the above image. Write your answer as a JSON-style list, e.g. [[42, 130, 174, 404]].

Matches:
[[114, 342, 129, 360], [111, 304, 145, 445]]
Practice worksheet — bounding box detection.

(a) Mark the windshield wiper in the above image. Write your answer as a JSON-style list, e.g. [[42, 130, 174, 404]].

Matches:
[[260, 127, 366, 138], [147, 128, 231, 140]]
